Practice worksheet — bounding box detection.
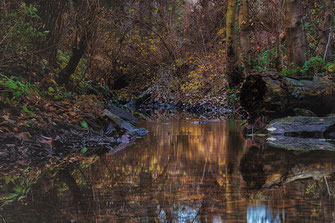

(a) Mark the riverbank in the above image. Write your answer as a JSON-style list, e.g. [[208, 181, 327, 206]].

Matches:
[[0, 93, 146, 172]]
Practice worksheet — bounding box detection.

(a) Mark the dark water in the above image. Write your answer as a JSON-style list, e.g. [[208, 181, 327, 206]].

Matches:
[[2, 120, 335, 222]]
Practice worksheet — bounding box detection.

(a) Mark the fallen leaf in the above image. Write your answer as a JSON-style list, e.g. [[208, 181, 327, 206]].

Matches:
[[70, 112, 77, 117], [80, 147, 88, 154], [81, 120, 88, 128]]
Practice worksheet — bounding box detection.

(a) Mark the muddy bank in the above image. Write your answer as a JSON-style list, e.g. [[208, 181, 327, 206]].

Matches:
[[0, 95, 147, 172]]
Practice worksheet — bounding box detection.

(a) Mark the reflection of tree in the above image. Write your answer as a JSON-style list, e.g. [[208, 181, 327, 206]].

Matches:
[[240, 146, 267, 189], [58, 168, 84, 204]]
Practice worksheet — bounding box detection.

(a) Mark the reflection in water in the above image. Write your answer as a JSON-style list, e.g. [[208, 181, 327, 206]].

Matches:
[[2, 120, 335, 222]]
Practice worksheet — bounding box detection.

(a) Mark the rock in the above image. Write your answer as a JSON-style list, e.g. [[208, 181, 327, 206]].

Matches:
[[293, 108, 317, 117], [134, 128, 149, 135], [102, 109, 148, 136], [267, 135, 335, 151], [267, 116, 335, 138], [102, 109, 136, 132], [107, 104, 137, 125]]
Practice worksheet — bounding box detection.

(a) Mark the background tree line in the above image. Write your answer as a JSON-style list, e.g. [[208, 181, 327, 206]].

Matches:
[[0, 0, 334, 103]]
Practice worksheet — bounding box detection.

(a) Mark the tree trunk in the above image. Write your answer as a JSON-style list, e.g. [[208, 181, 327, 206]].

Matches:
[[56, 30, 91, 87], [322, 0, 334, 61], [284, 0, 308, 67], [225, 0, 243, 87], [36, 0, 68, 66], [240, 72, 335, 121], [239, 0, 250, 62], [56, 1, 98, 87]]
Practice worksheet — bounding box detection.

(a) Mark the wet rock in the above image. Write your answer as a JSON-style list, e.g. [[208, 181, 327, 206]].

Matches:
[[107, 104, 137, 125], [293, 108, 317, 117], [267, 116, 335, 138], [267, 135, 335, 151], [134, 128, 149, 135], [102, 109, 136, 131]]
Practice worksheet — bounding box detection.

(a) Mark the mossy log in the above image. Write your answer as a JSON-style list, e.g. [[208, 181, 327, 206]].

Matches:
[[240, 72, 335, 121]]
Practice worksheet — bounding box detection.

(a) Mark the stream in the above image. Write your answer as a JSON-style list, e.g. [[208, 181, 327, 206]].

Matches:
[[2, 119, 335, 222]]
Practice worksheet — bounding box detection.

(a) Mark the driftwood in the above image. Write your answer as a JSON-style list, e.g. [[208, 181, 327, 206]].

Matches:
[[240, 72, 335, 121]]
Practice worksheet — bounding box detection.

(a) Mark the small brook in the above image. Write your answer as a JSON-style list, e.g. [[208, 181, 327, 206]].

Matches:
[[2, 120, 335, 222]]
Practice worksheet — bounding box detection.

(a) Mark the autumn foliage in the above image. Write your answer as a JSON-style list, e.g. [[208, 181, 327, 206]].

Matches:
[[0, 0, 334, 105]]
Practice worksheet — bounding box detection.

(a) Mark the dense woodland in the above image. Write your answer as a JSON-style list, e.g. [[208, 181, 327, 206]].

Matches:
[[0, 0, 335, 147], [1, 0, 334, 107]]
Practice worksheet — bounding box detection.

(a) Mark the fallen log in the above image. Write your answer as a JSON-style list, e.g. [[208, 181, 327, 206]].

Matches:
[[240, 72, 335, 121]]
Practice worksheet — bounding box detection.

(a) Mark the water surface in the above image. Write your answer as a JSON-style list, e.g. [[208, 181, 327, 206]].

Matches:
[[2, 120, 335, 222]]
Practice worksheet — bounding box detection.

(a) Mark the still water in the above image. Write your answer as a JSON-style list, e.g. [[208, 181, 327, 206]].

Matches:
[[2, 120, 335, 222]]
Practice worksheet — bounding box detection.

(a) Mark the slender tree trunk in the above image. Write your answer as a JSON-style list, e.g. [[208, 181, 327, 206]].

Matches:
[[56, 30, 91, 86], [56, 1, 98, 87], [226, 0, 243, 87], [284, 0, 308, 67], [239, 0, 250, 62], [322, 0, 334, 61]]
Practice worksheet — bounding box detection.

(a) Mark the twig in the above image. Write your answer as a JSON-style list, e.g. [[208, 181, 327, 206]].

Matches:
[[0, 15, 23, 46], [324, 29, 332, 62], [200, 30, 208, 55], [200, 159, 207, 184], [0, 215, 7, 223], [324, 176, 331, 196]]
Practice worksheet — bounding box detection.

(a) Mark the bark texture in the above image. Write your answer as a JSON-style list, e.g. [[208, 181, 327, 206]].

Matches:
[[284, 0, 308, 67], [37, 0, 68, 66], [238, 0, 250, 61], [225, 0, 243, 87]]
